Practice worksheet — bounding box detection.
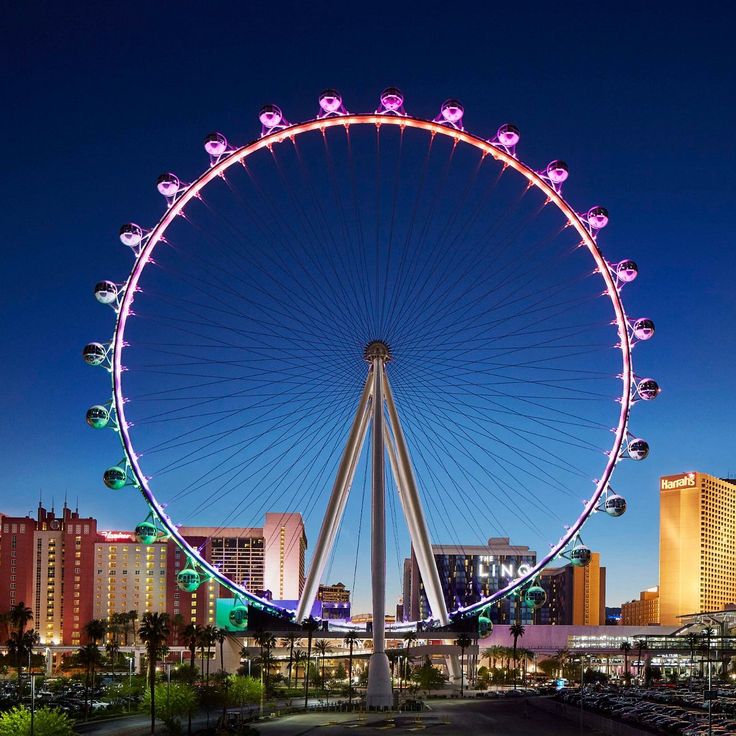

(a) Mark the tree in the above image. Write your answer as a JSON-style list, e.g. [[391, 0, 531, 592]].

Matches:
[[302, 617, 319, 709], [77, 644, 103, 718], [620, 641, 632, 685], [292, 649, 306, 689], [635, 639, 648, 682], [402, 631, 417, 691], [314, 639, 331, 701], [200, 625, 218, 683], [454, 634, 472, 696], [253, 631, 276, 693], [216, 628, 228, 674], [685, 633, 699, 687], [228, 675, 263, 719], [412, 657, 448, 696], [555, 648, 570, 679], [143, 682, 198, 736], [0, 705, 74, 736], [344, 632, 359, 705], [6, 630, 40, 703], [182, 623, 200, 681], [138, 611, 170, 735], [83, 619, 107, 646], [509, 624, 525, 690], [8, 602, 33, 695], [482, 645, 504, 671], [105, 638, 121, 681], [476, 665, 491, 690], [281, 633, 300, 688]]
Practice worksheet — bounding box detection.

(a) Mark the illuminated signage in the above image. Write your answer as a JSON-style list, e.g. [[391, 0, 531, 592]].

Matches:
[[661, 473, 696, 491], [477, 556, 532, 580], [99, 531, 135, 541]]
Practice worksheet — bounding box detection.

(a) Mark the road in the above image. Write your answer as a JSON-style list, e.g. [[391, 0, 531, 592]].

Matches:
[[74, 698, 609, 736], [256, 698, 606, 736]]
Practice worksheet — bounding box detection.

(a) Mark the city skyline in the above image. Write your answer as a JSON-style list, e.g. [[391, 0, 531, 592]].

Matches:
[[3, 4, 736, 617]]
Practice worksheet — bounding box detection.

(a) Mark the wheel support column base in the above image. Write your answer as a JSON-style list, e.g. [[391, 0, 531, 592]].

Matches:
[[366, 652, 393, 708]]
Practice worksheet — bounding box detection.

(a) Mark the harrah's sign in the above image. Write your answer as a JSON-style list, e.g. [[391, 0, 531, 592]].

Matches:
[[661, 472, 696, 491]]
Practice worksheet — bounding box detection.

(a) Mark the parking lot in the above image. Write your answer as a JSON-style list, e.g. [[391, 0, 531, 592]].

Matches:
[[557, 684, 736, 735]]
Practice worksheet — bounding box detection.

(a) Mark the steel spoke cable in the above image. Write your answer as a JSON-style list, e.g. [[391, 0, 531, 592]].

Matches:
[[396, 393, 566, 530], [136, 373, 362, 457], [265, 143, 369, 339], [153, 381, 357, 492], [220, 159, 367, 335], [377, 125, 405, 336]]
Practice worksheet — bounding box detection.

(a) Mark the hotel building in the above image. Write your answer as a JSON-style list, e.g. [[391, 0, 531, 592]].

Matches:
[[0, 504, 97, 646], [538, 552, 606, 626], [93, 531, 168, 623], [404, 537, 536, 625], [659, 472, 736, 625], [621, 587, 660, 626], [0, 504, 307, 644]]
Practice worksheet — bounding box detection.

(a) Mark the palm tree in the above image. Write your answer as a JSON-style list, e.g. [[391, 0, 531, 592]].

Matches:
[[183, 623, 200, 681], [8, 602, 33, 694], [138, 611, 170, 735], [293, 649, 306, 688], [77, 643, 103, 718], [555, 648, 570, 679], [315, 639, 332, 701], [201, 624, 218, 683], [127, 609, 139, 645], [282, 633, 300, 688], [402, 631, 417, 691], [620, 641, 632, 685], [106, 638, 121, 681], [635, 639, 648, 683], [254, 631, 276, 692], [216, 628, 228, 673], [302, 617, 319, 709], [6, 629, 39, 703], [482, 645, 502, 671], [701, 626, 715, 681], [344, 631, 359, 705], [84, 618, 107, 645], [685, 633, 699, 686], [509, 624, 525, 690], [454, 633, 472, 696]]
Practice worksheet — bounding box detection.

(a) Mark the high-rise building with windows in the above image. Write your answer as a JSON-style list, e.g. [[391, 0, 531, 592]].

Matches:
[[659, 472, 736, 624], [538, 552, 606, 626], [264, 513, 306, 601], [0, 504, 308, 645], [404, 537, 536, 624], [93, 531, 168, 623], [0, 504, 97, 646]]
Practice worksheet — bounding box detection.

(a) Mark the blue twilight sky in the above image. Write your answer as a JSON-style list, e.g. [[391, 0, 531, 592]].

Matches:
[[2, 2, 735, 612]]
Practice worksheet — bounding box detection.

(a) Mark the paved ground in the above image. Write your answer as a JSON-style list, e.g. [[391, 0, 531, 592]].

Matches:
[[256, 698, 605, 736]]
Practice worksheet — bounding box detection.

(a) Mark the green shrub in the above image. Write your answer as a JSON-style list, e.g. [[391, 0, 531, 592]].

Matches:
[[0, 706, 74, 736]]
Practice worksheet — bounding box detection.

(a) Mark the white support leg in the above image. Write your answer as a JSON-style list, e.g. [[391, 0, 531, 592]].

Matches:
[[384, 373, 450, 626], [296, 375, 372, 622], [366, 360, 393, 708]]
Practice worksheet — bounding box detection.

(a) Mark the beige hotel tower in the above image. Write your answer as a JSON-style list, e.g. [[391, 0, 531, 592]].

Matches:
[[659, 472, 736, 624]]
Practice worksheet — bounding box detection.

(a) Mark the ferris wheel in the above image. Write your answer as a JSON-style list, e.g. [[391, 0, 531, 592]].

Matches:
[[84, 88, 657, 669]]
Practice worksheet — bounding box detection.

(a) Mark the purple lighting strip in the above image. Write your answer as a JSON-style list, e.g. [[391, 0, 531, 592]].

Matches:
[[110, 113, 634, 625]]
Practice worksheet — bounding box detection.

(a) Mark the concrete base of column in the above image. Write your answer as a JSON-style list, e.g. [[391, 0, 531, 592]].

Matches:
[[446, 653, 461, 686], [366, 652, 393, 708]]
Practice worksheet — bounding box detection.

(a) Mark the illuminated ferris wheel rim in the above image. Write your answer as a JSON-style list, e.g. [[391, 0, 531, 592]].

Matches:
[[99, 98, 649, 628]]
